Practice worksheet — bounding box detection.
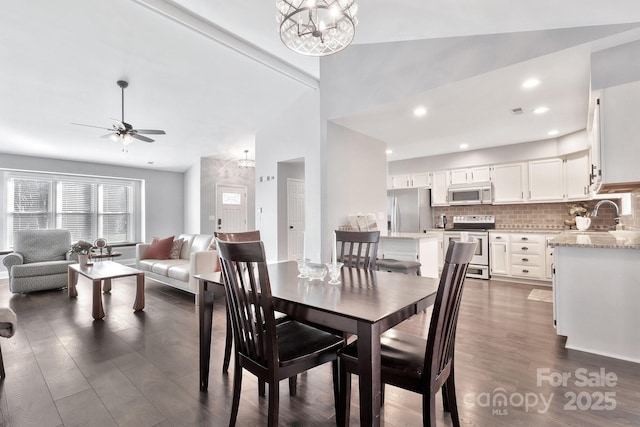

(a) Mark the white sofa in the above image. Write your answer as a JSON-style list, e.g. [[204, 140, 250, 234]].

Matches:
[[136, 234, 218, 301]]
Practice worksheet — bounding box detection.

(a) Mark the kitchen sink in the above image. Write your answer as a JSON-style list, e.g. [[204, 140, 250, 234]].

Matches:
[[608, 230, 640, 242]]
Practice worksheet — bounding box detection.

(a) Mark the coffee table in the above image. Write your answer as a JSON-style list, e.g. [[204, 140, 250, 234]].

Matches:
[[68, 261, 145, 320]]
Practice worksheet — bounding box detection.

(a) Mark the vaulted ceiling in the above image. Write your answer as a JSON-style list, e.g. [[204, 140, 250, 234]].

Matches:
[[1, 1, 640, 171]]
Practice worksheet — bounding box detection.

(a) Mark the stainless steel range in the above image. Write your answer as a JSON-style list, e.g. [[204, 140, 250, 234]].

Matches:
[[444, 215, 495, 279]]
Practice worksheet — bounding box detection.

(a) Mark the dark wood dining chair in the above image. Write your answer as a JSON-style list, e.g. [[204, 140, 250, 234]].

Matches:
[[338, 240, 477, 427], [214, 230, 261, 375], [216, 239, 344, 427], [335, 230, 380, 270]]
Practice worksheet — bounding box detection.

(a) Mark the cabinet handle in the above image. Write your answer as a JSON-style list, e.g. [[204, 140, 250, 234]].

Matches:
[[522, 258, 529, 262], [521, 237, 528, 241], [521, 247, 529, 251], [522, 269, 529, 273], [496, 236, 502, 240]]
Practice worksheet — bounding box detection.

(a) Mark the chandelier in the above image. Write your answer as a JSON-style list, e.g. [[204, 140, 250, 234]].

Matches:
[[238, 150, 255, 168], [277, 0, 358, 56]]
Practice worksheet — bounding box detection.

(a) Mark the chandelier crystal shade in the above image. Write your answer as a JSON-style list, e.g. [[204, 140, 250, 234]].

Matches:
[[277, 0, 358, 56], [238, 150, 255, 168]]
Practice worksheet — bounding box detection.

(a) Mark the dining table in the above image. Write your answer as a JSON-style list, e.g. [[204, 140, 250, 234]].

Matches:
[[196, 261, 439, 427]]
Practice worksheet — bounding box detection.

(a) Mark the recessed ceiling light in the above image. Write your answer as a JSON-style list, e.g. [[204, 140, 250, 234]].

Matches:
[[533, 106, 549, 114], [522, 78, 540, 89], [385, 149, 393, 154], [547, 129, 559, 136], [459, 143, 469, 150], [413, 106, 427, 117]]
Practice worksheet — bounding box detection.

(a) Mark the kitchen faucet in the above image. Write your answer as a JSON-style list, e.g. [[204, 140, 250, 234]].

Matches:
[[591, 200, 620, 225]]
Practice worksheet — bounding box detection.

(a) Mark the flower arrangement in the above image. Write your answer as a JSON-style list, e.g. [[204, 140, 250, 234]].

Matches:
[[569, 203, 590, 218], [69, 240, 93, 255]]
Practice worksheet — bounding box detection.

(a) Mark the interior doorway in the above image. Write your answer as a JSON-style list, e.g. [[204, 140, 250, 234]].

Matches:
[[215, 184, 247, 233], [287, 178, 305, 260]]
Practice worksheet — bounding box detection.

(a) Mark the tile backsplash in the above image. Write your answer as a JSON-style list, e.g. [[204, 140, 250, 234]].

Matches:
[[433, 198, 623, 231]]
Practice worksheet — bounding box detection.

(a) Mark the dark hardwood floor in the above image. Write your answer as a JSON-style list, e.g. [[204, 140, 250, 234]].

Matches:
[[1, 274, 639, 426]]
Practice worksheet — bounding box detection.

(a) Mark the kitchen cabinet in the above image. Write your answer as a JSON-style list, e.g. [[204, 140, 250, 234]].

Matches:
[[489, 232, 510, 276], [379, 233, 439, 278], [430, 171, 449, 206], [388, 173, 430, 189], [509, 233, 545, 279], [545, 235, 555, 280], [434, 230, 444, 271], [595, 80, 640, 192], [528, 159, 564, 201], [564, 151, 590, 200], [449, 167, 491, 185], [491, 163, 527, 204]]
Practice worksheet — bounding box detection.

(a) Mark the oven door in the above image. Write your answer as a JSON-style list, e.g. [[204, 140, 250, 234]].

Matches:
[[444, 231, 489, 266]]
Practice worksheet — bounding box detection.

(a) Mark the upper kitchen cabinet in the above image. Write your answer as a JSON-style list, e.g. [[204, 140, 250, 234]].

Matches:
[[564, 151, 591, 200], [491, 163, 527, 204], [528, 159, 564, 201], [388, 173, 431, 189], [430, 171, 450, 206], [449, 167, 491, 185], [593, 80, 640, 193]]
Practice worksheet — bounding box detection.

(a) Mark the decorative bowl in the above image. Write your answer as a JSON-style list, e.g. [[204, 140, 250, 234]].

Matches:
[[306, 263, 328, 281]]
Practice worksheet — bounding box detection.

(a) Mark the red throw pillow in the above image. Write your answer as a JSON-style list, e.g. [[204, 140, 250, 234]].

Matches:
[[143, 236, 175, 260]]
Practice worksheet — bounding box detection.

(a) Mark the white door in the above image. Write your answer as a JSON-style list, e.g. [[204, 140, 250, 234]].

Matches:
[[215, 185, 247, 232], [287, 179, 305, 260]]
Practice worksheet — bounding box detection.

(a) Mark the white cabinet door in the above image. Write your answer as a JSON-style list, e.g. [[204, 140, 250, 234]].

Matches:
[[411, 172, 430, 188], [470, 167, 491, 183], [564, 152, 590, 200], [491, 163, 526, 203], [528, 159, 564, 201], [449, 169, 469, 185], [545, 235, 555, 280], [390, 174, 411, 189], [431, 171, 449, 206], [489, 233, 510, 276]]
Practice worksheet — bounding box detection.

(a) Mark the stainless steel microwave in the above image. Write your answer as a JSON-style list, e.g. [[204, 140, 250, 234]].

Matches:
[[447, 182, 492, 205]]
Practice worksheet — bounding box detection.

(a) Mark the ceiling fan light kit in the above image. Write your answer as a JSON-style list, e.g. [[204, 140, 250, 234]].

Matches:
[[238, 150, 255, 168], [72, 80, 166, 149], [277, 0, 358, 56]]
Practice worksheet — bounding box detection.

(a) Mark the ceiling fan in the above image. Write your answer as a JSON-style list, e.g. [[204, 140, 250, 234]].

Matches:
[[72, 80, 166, 146]]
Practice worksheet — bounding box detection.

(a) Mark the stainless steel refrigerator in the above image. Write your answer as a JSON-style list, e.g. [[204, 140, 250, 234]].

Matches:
[[387, 188, 433, 233]]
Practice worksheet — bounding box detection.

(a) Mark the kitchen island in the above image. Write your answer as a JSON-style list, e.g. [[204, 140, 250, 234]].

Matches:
[[549, 231, 640, 362], [379, 232, 441, 278]]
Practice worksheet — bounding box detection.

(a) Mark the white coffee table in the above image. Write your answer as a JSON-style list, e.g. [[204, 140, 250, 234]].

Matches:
[[68, 261, 145, 320]]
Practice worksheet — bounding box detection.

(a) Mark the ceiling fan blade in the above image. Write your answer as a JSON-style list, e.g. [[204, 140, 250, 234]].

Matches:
[[131, 133, 154, 143], [100, 133, 118, 139], [71, 122, 113, 131], [110, 118, 126, 130], [134, 129, 166, 135]]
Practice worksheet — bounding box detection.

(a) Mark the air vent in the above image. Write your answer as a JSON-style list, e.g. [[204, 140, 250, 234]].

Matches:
[[511, 107, 524, 115]]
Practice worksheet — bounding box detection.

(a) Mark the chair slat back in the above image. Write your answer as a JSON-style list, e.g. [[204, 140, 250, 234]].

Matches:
[[215, 230, 261, 243], [335, 230, 380, 270], [216, 239, 278, 370], [424, 239, 476, 389]]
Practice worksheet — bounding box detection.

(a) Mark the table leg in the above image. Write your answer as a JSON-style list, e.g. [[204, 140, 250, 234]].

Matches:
[[68, 267, 78, 298], [92, 279, 105, 320], [133, 273, 145, 311], [357, 321, 382, 427], [199, 279, 215, 392], [103, 278, 112, 293]]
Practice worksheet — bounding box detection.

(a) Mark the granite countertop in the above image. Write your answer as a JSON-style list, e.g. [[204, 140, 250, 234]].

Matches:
[[381, 232, 441, 240], [489, 228, 564, 234], [548, 231, 640, 250]]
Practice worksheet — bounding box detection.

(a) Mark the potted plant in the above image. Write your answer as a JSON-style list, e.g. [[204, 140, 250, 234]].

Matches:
[[569, 203, 591, 231], [70, 240, 93, 266]]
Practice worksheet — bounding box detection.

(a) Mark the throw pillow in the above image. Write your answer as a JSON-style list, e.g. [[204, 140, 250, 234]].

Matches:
[[143, 236, 174, 260], [207, 241, 221, 272], [169, 238, 184, 259]]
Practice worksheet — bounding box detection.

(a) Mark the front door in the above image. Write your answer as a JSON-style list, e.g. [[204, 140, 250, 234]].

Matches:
[[215, 185, 247, 232], [287, 178, 305, 260]]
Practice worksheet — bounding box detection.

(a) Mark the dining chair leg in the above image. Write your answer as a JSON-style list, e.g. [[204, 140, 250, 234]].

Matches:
[[442, 384, 450, 412], [223, 308, 233, 373], [0, 345, 5, 379], [230, 359, 242, 427], [288, 376, 297, 396], [445, 375, 461, 427], [338, 367, 351, 427], [267, 380, 280, 427], [331, 360, 339, 415], [423, 393, 437, 427], [259, 380, 266, 396]]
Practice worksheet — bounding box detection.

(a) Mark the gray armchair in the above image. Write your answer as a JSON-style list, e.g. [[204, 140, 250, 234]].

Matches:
[[3, 229, 75, 293]]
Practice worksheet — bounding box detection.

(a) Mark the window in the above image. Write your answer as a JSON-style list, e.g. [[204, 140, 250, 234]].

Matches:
[[5, 171, 139, 248]]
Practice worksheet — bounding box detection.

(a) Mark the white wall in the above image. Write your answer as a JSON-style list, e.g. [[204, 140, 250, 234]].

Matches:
[[256, 90, 321, 262], [592, 38, 640, 90], [325, 123, 387, 249], [0, 153, 184, 244]]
